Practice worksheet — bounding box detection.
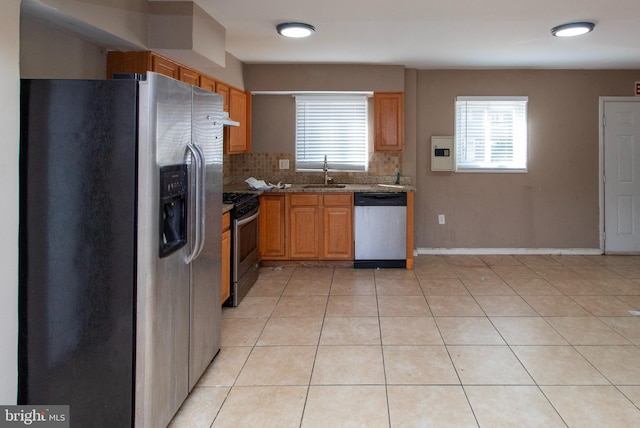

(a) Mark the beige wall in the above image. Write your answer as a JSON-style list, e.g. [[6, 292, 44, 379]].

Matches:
[[242, 66, 407, 184], [30, 0, 149, 48], [246, 65, 640, 250], [204, 53, 244, 90], [20, 16, 107, 79], [244, 63, 405, 92], [415, 69, 640, 250], [1, 0, 20, 404], [251, 95, 295, 153]]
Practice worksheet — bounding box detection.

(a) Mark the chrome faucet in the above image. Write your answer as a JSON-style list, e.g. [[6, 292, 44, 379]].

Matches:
[[323, 155, 331, 185]]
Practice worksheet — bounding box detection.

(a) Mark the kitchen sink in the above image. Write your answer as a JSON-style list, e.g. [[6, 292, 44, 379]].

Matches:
[[302, 184, 346, 189]]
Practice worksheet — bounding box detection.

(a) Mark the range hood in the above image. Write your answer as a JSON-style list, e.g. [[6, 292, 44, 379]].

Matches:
[[220, 111, 239, 127]]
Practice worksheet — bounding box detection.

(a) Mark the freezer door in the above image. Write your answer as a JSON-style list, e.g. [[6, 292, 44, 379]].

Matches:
[[136, 73, 192, 428], [18, 78, 138, 428], [188, 86, 223, 390]]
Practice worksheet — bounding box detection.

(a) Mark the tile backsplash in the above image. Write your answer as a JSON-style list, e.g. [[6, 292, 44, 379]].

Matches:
[[224, 152, 409, 185]]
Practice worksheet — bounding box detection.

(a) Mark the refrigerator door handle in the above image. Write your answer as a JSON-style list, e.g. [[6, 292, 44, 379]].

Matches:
[[185, 143, 202, 264], [193, 142, 207, 259]]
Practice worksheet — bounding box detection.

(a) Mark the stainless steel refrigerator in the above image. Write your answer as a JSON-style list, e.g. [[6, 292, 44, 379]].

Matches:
[[19, 72, 223, 428]]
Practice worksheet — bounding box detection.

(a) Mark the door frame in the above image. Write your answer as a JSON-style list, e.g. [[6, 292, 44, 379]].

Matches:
[[598, 96, 640, 253]]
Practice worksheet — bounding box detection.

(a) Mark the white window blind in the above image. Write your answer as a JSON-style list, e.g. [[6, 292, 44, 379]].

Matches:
[[295, 94, 368, 171], [455, 96, 528, 172]]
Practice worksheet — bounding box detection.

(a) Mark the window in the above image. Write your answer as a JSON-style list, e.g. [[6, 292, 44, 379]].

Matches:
[[295, 94, 369, 172], [455, 96, 528, 172]]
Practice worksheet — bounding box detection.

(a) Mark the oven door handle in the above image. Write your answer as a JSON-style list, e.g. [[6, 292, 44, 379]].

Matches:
[[235, 208, 260, 229], [233, 207, 260, 283]]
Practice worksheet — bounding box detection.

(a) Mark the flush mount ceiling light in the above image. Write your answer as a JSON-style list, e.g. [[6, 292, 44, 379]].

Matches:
[[551, 21, 595, 37], [277, 22, 315, 38]]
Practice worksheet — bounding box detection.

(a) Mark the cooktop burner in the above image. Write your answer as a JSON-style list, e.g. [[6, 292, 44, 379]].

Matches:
[[223, 192, 260, 219], [223, 192, 256, 205]]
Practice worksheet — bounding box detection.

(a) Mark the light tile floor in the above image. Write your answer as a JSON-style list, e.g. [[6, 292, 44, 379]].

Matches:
[[169, 255, 640, 427]]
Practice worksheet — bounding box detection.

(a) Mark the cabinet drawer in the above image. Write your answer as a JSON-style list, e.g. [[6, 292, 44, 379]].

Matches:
[[289, 194, 320, 206], [222, 212, 230, 231], [323, 193, 353, 206]]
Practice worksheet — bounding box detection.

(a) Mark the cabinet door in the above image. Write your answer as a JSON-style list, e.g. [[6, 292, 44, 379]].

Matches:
[[215, 82, 230, 111], [323, 206, 353, 259], [374, 92, 404, 152], [151, 54, 180, 79], [179, 67, 200, 86], [288, 194, 321, 259], [106, 51, 150, 79], [199, 75, 216, 92], [289, 206, 321, 259], [259, 194, 286, 259], [226, 88, 248, 154]]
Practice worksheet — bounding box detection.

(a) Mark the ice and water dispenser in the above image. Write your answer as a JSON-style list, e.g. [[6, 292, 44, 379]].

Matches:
[[159, 164, 187, 257]]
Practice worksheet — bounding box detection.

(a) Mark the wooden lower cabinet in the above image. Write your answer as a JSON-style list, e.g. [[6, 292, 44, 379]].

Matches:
[[289, 206, 322, 259], [221, 212, 231, 304], [323, 206, 353, 259], [258, 191, 411, 267], [259, 194, 287, 259], [287, 193, 353, 260]]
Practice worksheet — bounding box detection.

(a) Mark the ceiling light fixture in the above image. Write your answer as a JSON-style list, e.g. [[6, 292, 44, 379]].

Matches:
[[551, 21, 595, 37], [277, 22, 315, 38]]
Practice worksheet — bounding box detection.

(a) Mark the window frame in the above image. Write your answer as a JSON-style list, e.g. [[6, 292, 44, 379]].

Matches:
[[294, 93, 370, 172], [454, 96, 529, 173]]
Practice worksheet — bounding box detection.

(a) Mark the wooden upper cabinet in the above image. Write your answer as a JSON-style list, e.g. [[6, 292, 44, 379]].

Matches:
[[199, 75, 216, 92], [226, 88, 249, 154], [178, 66, 200, 86], [215, 82, 230, 112], [106, 51, 143, 78], [151, 55, 180, 79], [106, 51, 251, 153], [374, 92, 405, 152]]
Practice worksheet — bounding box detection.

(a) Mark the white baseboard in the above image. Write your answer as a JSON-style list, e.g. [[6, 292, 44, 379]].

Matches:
[[416, 248, 603, 256]]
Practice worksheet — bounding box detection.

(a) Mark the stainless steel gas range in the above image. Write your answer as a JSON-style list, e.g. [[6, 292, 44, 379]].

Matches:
[[222, 192, 260, 306]]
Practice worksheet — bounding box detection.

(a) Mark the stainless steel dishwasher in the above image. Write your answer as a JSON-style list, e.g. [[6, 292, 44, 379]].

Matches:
[[354, 192, 407, 268]]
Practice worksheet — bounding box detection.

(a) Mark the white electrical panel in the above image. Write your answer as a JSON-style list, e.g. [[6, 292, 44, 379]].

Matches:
[[431, 136, 454, 171]]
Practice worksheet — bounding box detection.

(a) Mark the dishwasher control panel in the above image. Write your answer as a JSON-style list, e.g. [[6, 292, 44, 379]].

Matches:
[[354, 192, 407, 206]]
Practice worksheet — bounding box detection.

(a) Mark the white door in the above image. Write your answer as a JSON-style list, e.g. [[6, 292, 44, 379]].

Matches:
[[603, 100, 640, 253]]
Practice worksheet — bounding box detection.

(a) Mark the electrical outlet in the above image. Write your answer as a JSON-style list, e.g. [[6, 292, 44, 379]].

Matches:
[[438, 214, 445, 225], [279, 159, 290, 170]]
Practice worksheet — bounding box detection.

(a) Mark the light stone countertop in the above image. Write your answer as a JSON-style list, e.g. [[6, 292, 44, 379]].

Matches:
[[223, 183, 415, 194]]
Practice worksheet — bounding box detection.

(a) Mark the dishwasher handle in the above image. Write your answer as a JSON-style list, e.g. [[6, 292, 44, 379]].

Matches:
[[354, 192, 407, 206]]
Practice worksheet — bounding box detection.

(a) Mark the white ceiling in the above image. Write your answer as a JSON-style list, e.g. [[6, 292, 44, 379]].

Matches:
[[198, 0, 640, 69]]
